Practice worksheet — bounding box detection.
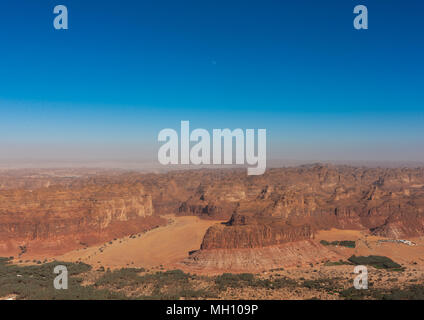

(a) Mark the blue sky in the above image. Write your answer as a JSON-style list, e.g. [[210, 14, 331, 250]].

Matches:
[[0, 0, 423, 163]]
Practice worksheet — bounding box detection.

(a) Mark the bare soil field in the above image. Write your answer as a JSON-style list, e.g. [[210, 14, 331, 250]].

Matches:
[[58, 215, 222, 270], [315, 228, 424, 266]]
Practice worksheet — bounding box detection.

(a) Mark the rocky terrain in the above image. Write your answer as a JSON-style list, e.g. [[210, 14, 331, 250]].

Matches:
[[183, 240, 342, 272], [171, 165, 424, 240], [200, 214, 314, 250], [1, 164, 424, 270], [0, 172, 164, 256]]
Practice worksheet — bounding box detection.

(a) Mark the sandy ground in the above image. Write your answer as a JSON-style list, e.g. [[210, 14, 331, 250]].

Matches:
[[58, 215, 222, 270], [57, 224, 424, 272], [13, 222, 424, 275], [315, 228, 424, 265], [315, 228, 366, 242]]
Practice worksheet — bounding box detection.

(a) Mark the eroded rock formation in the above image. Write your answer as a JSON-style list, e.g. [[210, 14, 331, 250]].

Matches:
[[183, 240, 342, 272], [1, 164, 424, 259], [0, 179, 164, 255], [201, 213, 313, 249]]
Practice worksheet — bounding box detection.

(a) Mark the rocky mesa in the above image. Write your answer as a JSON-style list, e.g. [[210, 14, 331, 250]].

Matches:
[[200, 213, 313, 250]]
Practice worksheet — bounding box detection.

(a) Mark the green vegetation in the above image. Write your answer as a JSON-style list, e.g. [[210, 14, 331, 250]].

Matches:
[[214, 272, 297, 290], [215, 273, 255, 289], [95, 268, 215, 299], [320, 240, 356, 248], [338, 286, 381, 300], [302, 277, 343, 292], [381, 285, 424, 300], [0, 256, 420, 300], [96, 270, 297, 298], [0, 257, 124, 299], [323, 260, 353, 266], [339, 285, 424, 300], [347, 255, 403, 270]]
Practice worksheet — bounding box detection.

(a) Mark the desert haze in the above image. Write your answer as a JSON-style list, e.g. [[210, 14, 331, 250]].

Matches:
[[2, 164, 424, 300]]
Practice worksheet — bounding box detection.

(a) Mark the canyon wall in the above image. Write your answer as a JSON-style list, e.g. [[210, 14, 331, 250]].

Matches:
[[160, 165, 424, 242], [200, 213, 313, 249], [0, 179, 164, 256], [1, 165, 424, 258]]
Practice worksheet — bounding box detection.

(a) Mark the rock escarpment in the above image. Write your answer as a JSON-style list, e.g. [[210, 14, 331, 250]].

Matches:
[[2, 165, 424, 259], [0, 181, 164, 255], [200, 213, 313, 249], [161, 165, 424, 240], [183, 240, 342, 272]]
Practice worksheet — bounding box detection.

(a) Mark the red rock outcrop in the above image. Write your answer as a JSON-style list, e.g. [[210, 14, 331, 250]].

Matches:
[[1, 165, 424, 260], [163, 165, 424, 240], [0, 180, 165, 256], [183, 240, 343, 272], [200, 213, 313, 249]]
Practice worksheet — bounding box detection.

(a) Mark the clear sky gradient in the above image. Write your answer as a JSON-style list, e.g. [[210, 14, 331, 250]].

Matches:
[[0, 0, 423, 163]]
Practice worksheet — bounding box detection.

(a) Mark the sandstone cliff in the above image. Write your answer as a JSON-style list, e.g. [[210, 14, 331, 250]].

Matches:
[[0, 180, 164, 256], [160, 165, 424, 240], [201, 213, 313, 249], [183, 240, 343, 272], [2, 165, 424, 259]]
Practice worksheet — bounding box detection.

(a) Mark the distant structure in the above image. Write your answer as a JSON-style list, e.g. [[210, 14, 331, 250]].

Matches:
[[378, 239, 416, 246]]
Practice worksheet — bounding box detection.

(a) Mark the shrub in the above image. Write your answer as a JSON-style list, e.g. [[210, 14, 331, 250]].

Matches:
[[324, 260, 353, 266], [347, 255, 402, 270], [320, 240, 355, 248], [0, 257, 124, 300]]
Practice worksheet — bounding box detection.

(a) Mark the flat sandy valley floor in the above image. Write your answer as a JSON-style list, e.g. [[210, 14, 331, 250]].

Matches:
[[58, 215, 221, 270], [47, 217, 424, 272], [57, 221, 424, 299], [4, 215, 424, 300]]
